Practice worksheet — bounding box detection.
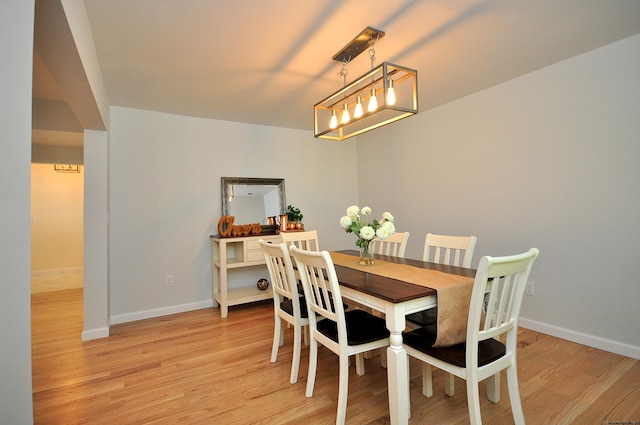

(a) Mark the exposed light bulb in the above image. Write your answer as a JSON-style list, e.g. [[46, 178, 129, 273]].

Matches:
[[341, 103, 350, 124], [368, 87, 378, 112], [354, 96, 363, 118], [387, 79, 396, 105], [329, 110, 338, 129]]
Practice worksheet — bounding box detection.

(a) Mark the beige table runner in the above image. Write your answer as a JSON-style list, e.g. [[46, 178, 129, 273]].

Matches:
[[330, 251, 474, 347]]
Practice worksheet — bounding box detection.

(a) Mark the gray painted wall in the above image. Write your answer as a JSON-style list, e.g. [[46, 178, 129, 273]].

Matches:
[[357, 34, 640, 354], [1, 1, 35, 423], [107, 106, 359, 320]]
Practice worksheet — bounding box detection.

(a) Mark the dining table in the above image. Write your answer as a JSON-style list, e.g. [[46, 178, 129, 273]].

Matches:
[[330, 250, 476, 425]]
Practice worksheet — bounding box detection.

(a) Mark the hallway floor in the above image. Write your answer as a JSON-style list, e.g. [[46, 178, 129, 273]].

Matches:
[[31, 269, 83, 293]]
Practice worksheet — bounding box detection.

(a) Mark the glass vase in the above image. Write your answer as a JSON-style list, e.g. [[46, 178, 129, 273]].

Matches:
[[359, 240, 375, 266]]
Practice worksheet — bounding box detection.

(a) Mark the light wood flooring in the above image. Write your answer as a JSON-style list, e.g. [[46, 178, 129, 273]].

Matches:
[[32, 285, 639, 424], [31, 268, 83, 293]]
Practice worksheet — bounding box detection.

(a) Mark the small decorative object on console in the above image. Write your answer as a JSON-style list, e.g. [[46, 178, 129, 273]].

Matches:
[[285, 204, 305, 231], [217, 215, 262, 237], [257, 278, 269, 291]]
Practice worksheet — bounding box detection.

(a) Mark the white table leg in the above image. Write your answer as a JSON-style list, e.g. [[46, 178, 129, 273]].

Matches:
[[386, 307, 410, 425]]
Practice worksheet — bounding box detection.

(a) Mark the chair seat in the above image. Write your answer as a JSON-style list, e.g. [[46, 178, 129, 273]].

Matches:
[[403, 325, 506, 367], [280, 296, 308, 318], [317, 309, 390, 345], [406, 307, 438, 327]]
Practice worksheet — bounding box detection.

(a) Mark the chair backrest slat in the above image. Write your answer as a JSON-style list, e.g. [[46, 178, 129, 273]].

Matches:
[[370, 232, 410, 257]]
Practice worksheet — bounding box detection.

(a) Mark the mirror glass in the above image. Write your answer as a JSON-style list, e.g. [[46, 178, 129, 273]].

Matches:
[[221, 177, 286, 225]]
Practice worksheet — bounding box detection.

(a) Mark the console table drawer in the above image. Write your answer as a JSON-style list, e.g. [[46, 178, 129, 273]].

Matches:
[[245, 239, 263, 251], [246, 250, 265, 262], [246, 236, 280, 250]]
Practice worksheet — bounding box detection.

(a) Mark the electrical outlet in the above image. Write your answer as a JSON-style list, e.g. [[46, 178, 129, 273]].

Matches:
[[166, 275, 174, 286], [525, 281, 535, 296]]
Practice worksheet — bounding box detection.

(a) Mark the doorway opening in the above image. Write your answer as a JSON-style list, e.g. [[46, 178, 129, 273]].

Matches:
[[30, 163, 84, 294]]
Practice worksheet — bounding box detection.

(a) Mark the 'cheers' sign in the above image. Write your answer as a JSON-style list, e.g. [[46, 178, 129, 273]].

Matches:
[[217, 215, 262, 237]]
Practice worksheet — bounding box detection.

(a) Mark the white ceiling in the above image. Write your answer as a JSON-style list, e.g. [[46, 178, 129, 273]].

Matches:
[[33, 0, 640, 143]]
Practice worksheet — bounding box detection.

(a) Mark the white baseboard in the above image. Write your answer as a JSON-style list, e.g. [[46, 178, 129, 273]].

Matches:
[[519, 317, 640, 360], [81, 326, 110, 341], [110, 299, 214, 325]]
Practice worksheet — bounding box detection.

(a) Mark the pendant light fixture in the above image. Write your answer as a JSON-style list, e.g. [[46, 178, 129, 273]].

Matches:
[[354, 96, 364, 118], [338, 60, 351, 124], [314, 27, 418, 141], [329, 110, 338, 129], [387, 79, 396, 105]]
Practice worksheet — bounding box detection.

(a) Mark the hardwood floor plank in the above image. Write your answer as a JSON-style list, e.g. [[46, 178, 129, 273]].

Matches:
[[32, 289, 639, 424], [570, 360, 640, 424]]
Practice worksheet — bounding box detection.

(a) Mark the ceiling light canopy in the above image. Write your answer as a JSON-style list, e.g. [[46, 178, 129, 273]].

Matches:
[[314, 27, 418, 141]]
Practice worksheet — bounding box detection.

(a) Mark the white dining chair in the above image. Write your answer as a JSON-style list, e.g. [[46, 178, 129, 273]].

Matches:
[[407, 233, 478, 326], [406, 233, 478, 395], [404, 248, 539, 425], [260, 240, 309, 384], [422, 233, 477, 267], [290, 246, 390, 425], [280, 229, 320, 251], [280, 230, 320, 291], [280, 229, 319, 289], [282, 230, 367, 367], [370, 231, 410, 257]]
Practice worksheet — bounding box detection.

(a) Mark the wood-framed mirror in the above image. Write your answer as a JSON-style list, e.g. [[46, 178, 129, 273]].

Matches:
[[221, 177, 286, 230]]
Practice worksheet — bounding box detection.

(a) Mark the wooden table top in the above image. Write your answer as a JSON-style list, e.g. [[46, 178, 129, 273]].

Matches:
[[333, 250, 476, 304]]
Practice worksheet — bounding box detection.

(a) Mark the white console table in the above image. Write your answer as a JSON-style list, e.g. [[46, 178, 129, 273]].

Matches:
[[210, 234, 281, 317]]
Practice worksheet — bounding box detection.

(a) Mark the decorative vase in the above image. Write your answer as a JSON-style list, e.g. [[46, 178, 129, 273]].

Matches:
[[278, 214, 288, 232], [359, 240, 375, 266]]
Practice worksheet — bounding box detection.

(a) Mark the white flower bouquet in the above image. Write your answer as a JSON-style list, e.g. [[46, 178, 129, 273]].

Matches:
[[339, 205, 395, 265]]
